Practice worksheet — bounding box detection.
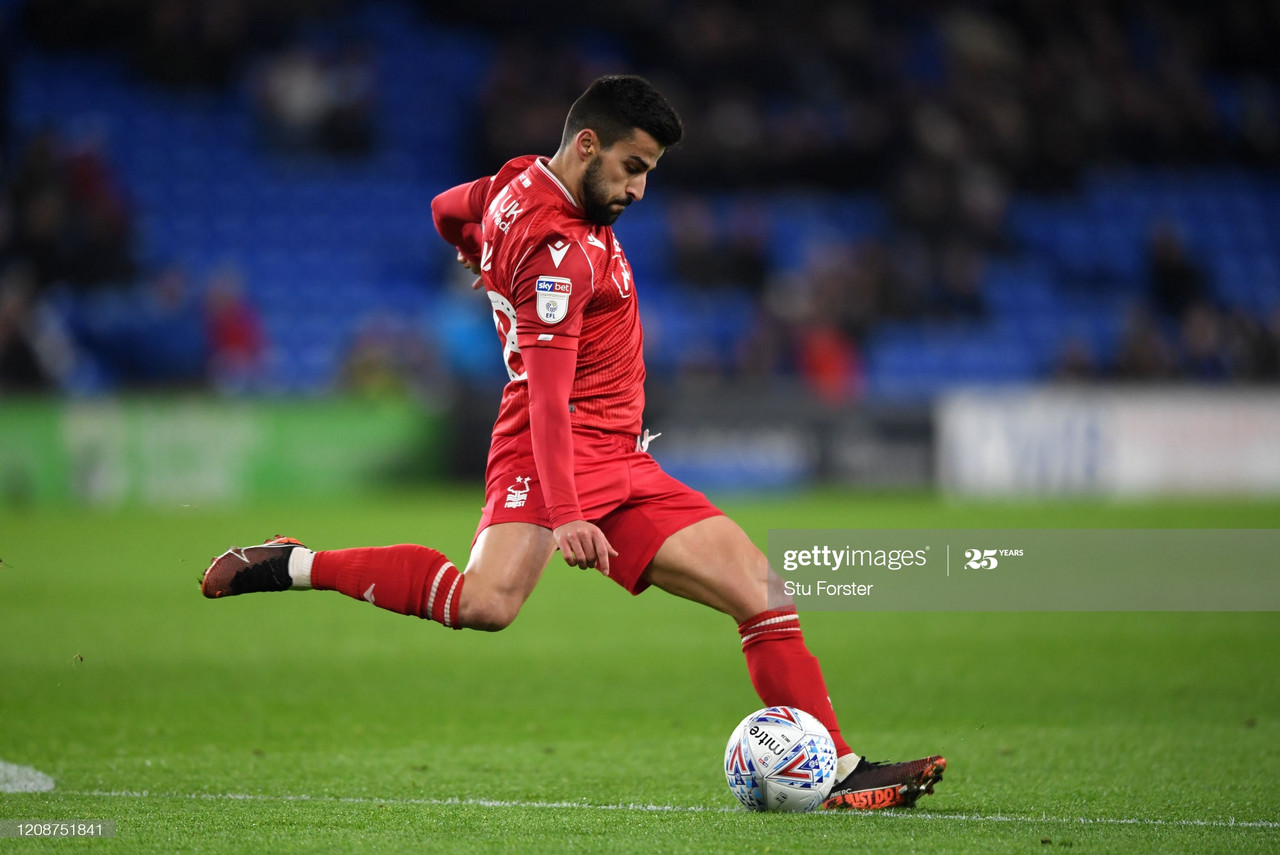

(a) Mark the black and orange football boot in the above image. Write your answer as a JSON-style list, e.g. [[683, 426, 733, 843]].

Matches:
[[822, 755, 946, 810]]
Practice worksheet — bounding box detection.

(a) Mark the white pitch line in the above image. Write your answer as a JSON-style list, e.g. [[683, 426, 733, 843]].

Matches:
[[65, 791, 722, 814], [56, 790, 1280, 829]]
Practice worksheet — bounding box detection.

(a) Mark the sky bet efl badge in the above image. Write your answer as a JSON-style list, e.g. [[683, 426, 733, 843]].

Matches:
[[535, 276, 572, 324]]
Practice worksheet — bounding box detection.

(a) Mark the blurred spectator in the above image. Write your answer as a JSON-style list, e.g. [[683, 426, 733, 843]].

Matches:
[[6, 128, 136, 291], [1054, 337, 1100, 382], [62, 132, 136, 284], [667, 196, 770, 295], [871, 237, 927, 321], [1222, 308, 1280, 381], [254, 42, 377, 157], [475, 40, 598, 171], [722, 201, 772, 296], [797, 324, 863, 406], [934, 239, 986, 321], [256, 47, 331, 153], [67, 265, 207, 388], [204, 266, 264, 394], [756, 238, 869, 398], [135, 265, 208, 386], [340, 311, 448, 401], [321, 43, 377, 156], [13, 182, 74, 287], [1115, 308, 1178, 381], [0, 265, 54, 391], [1147, 221, 1208, 321], [1179, 302, 1231, 380], [667, 197, 720, 288]]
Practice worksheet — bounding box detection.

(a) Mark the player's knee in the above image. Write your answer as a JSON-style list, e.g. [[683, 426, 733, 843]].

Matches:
[[714, 545, 773, 619], [704, 546, 774, 623], [457, 590, 523, 632], [739, 552, 775, 613]]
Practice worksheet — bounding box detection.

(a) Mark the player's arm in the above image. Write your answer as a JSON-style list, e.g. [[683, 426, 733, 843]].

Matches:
[[430, 177, 490, 266], [522, 346, 615, 573], [514, 243, 617, 573]]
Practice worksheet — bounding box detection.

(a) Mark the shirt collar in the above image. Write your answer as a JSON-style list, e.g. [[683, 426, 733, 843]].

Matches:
[[534, 157, 580, 209]]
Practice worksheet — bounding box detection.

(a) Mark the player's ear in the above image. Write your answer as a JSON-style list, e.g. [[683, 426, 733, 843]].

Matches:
[[574, 129, 598, 161]]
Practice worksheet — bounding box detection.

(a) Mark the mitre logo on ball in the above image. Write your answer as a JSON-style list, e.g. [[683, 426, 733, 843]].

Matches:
[[724, 706, 838, 812]]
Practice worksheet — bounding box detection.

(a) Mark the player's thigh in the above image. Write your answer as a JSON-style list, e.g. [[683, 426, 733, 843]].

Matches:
[[459, 522, 556, 629], [642, 515, 792, 623]]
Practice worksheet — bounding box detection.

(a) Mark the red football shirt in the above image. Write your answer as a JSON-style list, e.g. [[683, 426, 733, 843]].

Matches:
[[482, 156, 645, 437], [432, 155, 647, 525]]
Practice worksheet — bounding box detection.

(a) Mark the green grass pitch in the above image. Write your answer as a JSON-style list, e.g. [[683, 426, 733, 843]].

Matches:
[[1, 488, 1277, 853]]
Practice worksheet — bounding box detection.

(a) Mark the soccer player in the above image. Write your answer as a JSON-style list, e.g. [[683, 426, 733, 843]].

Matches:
[[201, 75, 944, 810]]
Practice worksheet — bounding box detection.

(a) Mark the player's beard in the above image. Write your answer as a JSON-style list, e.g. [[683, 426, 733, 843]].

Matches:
[[580, 155, 630, 226]]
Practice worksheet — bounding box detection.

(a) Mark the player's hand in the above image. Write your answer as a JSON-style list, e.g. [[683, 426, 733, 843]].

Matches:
[[457, 250, 482, 276], [553, 520, 618, 575]]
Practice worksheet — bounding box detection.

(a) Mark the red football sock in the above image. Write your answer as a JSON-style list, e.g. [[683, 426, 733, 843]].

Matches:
[[738, 607, 852, 757], [311, 544, 463, 628]]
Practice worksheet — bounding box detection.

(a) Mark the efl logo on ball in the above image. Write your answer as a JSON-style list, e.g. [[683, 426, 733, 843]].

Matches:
[[724, 706, 837, 812]]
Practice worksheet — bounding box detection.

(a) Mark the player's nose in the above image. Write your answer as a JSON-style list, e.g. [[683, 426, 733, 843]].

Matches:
[[627, 174, 646, 201]]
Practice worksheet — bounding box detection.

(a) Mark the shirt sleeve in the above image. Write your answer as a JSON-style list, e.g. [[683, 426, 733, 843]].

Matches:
[[511, 236, 593, 353], [523, 345, 582, 527], [430, 177, 491, 262], [511, 234, 594, 527]]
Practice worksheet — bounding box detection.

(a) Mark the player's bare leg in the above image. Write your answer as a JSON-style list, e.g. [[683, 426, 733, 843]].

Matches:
[[642, 515, 776, 622], [456, 522, 556, 631], [641, 515, 944, 810]]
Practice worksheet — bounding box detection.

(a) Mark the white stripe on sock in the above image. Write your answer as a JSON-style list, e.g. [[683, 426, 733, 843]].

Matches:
[[743, 613, 799, 632], [425, 562, 455, 621], [739, 626, 802, 646], [441, 574, 462, 627]]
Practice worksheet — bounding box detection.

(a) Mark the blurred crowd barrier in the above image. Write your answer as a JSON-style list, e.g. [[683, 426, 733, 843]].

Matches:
[[938, 388, 1280, 495], [0, 396, 446, 507], [4, 387, 1279, 507]]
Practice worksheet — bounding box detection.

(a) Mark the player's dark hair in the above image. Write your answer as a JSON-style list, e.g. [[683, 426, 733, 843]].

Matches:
[[561, 75, 683, 151]]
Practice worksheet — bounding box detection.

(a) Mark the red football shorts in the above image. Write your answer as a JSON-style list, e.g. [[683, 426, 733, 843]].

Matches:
[[476, 427, 724, 594]]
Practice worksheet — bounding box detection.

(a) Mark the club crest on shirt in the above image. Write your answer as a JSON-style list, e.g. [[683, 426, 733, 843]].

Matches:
[[535, 275, 572, 324]]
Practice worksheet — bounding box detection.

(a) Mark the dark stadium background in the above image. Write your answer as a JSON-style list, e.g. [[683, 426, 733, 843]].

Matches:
[[1, 0, 1278, 502]]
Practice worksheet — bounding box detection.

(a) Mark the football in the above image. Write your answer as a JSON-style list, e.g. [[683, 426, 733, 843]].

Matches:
[[723, 706, 838, 812]]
